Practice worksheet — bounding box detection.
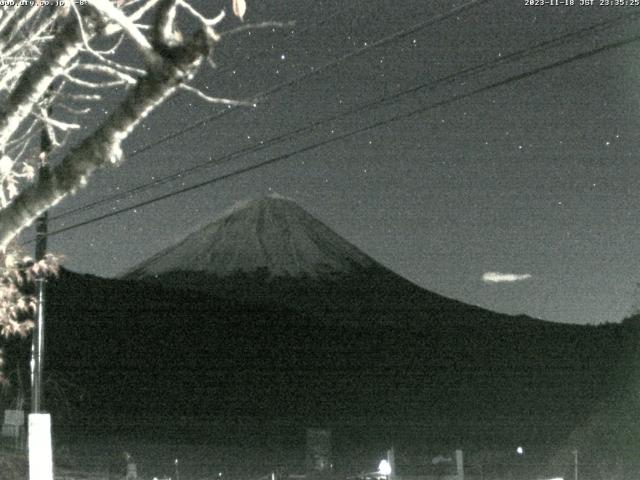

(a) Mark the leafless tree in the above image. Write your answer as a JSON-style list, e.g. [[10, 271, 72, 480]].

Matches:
[[0, 0, 251, 378]]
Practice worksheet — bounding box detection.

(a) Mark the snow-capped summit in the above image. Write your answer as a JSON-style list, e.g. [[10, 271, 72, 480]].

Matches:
[[125, 195, 377, 279]]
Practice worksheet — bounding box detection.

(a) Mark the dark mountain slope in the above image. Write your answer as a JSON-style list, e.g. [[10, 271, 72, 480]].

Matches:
[[123, 195, 535, 327], [8, 195, 633, 465], [33, 274, 630, 452], [125, 195, 377, 280]]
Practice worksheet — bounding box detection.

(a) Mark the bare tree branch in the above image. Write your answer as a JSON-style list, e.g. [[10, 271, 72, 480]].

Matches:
[[87, 0, 157, 63], [0, 14, 85, 153], [179, 84, 253, 106], [0, 0, 250, 344], [0, 20, 213, 249]]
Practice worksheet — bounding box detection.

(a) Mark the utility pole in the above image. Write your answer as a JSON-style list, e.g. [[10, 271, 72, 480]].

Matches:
[[28, 107, 53, 480], [31, 118, 51, 414], [573, 449, 578, 480]]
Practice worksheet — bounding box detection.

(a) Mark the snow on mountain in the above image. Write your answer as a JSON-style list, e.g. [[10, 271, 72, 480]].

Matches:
[[125, 194, 378, 279]]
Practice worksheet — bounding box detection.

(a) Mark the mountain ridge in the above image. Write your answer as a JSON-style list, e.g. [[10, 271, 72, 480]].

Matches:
[[10, 196, 637, 477], [125, 194, 380, 280], [124, 195, 548, 328]]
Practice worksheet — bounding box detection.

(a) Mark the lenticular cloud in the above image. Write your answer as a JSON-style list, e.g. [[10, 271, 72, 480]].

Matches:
[[482, 272, 532, 283]]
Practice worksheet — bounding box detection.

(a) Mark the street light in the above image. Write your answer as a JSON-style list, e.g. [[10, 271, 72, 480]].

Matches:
[[378, 459, 392, 478]]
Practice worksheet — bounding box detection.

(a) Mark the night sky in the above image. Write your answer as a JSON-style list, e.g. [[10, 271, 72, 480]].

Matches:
[[27, 0, 640, 325]]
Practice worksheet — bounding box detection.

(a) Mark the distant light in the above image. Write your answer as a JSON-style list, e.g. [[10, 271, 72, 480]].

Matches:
[[378, 459, 392, 476], [483, 272, 532, 283], [516, 446, 524, 455]]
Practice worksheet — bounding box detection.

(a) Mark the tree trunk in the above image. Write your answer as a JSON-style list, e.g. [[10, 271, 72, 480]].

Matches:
[[0, 32, 211, 249]]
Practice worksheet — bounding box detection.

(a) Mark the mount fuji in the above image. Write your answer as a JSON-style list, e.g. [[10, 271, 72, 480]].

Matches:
[[125, 194, 379, 279], [123, 194, 496, 323]]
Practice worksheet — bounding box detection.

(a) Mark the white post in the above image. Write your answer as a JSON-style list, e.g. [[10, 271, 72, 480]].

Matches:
[[28, 413, 53, 480], [387, 447, 395, 480], [455, 449, 464, 480]]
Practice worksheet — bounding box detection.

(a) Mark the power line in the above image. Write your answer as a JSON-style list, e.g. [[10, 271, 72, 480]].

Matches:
[[132, 5, 350, 135], [213, 7, 345, 78], [125, 0, 492, 158], [127, 3, 352, 151], [49, 10, 640, 222], [49, 0, 493, 221], [27, 30, 640, 243], [198, 0, 474, 80]]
